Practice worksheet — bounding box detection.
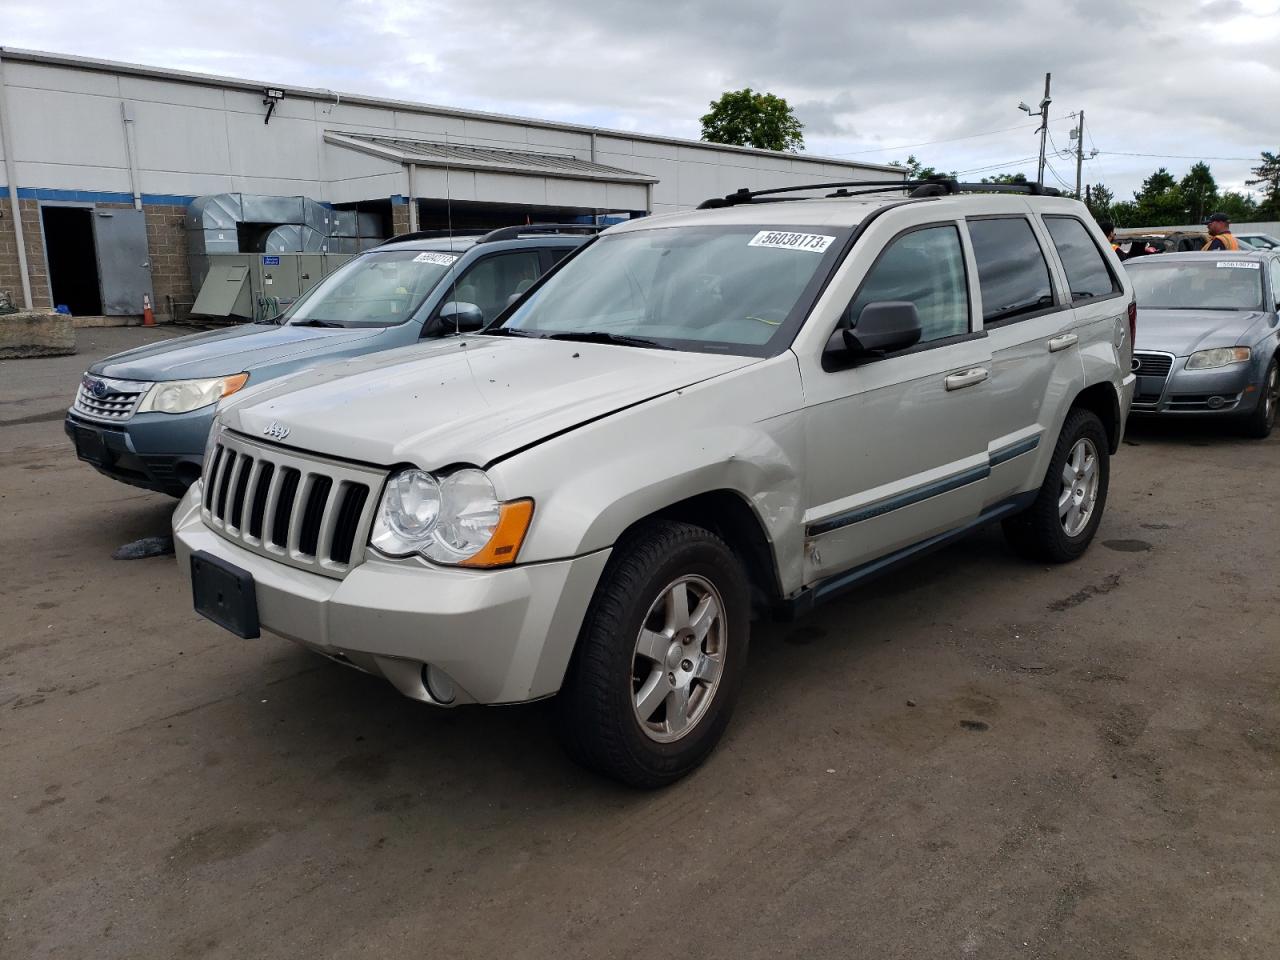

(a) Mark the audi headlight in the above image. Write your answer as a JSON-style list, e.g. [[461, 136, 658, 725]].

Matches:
[[1185, 347, 1250, 370], [370, 467, 533, 568], [137, 373, 249, 414]]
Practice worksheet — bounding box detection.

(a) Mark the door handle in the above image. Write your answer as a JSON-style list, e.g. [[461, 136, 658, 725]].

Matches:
[[945, 367, 989, 391], [1048, 333, 1079, 352]]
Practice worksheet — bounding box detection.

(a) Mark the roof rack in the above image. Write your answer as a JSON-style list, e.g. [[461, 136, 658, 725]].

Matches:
[[376, 229, 487, 246], [697, 177, 1062, 209], [477, 223, 608, 243]]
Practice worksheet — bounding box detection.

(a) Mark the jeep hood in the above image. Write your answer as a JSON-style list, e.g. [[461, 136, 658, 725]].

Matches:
[[219, 335, 759, 467], [92, 324, 385, 381], [1134, 308, 1268, 356]]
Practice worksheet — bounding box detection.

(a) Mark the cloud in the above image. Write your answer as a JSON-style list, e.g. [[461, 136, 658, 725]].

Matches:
[[2, 0, 1276, 195]]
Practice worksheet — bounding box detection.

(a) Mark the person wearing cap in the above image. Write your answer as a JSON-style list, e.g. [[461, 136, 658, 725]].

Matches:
[[1202, 212, 1241, 251]]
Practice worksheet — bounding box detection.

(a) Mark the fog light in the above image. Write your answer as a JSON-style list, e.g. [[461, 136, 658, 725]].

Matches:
[[1207, 396, 1225, 409], [422, 664, 456, 704]]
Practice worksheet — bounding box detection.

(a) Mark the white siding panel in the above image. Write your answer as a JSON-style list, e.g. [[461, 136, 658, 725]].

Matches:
[[14, 161, 130, 192], [603, 182, 648, 211], [4, 62, 119, 97], [131, 102, 231, 176], [139, 169, 235, 197], [117, 76, 227, 109], [527, 127, 589, 152], [392, 111, 466, 138], [414, 166, 478, 202], [7, 88, 127, 167], [321, 140, 401, 181], [544, 177, 610, 208], [325, 172, 405, 204], [477, 172, 551, 206], [676, 162, 720, 207], [225, 113, 321, 181], [461, 119, 531, 147]]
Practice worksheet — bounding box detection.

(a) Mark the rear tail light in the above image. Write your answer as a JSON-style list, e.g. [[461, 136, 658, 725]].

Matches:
[[1127, 300, 1137, 345]]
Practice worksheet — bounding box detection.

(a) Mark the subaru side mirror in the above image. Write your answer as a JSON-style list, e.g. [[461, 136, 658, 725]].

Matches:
[[439, 301, 485, 333], [824, 300, 922, 364]]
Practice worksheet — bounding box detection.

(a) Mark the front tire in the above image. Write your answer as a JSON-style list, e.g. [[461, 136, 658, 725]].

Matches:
[[555, 520, 750, 788], [1241, 358, 1278, 439], [1002, 408, 1110, 564]]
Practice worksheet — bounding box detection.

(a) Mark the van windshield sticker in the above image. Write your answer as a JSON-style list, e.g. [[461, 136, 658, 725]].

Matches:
[[1216, 261, 1260, 269], [748, 231, 835, 253], [413, 252, 459, 266]]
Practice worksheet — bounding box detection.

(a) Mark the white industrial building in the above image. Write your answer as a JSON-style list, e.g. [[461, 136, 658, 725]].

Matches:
[[0, 47, 903, 320]]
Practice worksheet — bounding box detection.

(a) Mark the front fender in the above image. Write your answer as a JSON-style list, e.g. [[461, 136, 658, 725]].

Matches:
[[489, 356, 807, 594]]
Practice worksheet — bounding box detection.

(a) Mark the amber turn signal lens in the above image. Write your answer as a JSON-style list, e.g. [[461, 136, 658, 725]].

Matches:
[[459, 499, 534, 568], [222, 372, 250, 397]]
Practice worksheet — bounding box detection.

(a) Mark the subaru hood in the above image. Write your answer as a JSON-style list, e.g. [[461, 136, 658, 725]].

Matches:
[[218, 335, 759, 467], [1134, 309, 1270, 356], [91, 324, 387, 381]]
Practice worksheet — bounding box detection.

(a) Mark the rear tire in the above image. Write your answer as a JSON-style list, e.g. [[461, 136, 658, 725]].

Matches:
[[1241, 359, 1278, 439], [1002, 408, 1110, 564], [555, 520, 750, 788]]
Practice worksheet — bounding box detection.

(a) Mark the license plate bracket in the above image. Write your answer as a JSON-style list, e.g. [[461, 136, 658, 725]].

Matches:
[[191, 551, 260, 639], [73, 426, 110, 466]]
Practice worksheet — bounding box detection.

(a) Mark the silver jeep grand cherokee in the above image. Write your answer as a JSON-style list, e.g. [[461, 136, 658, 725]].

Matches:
[[173, 180, 1136, 787]]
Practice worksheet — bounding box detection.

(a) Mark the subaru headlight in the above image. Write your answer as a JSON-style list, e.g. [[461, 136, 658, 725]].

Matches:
[[370, 467, 533, 568], [137, 373, 249, 414], [1185, 347, 1250, 370]]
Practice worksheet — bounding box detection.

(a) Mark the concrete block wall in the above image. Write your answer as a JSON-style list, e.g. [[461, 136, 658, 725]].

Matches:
[[19, 199, 51, 310], [145, 204, 192, 319]]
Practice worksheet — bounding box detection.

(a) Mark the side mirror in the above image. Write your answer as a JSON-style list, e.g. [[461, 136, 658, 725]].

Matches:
[[439, 301, 485, 333], [825, 301, 922, 361]]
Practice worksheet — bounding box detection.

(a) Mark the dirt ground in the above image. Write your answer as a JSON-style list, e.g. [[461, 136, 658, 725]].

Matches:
[[2, 326, 1277, 959]]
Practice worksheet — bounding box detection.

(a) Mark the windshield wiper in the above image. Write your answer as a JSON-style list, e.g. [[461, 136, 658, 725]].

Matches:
[[289, 319, 344, 328], [485, 327, 540, 337], [545, 331, 670, 350]]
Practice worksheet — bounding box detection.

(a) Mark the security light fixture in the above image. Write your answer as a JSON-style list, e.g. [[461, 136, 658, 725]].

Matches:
[[262, 88, 285, 125]]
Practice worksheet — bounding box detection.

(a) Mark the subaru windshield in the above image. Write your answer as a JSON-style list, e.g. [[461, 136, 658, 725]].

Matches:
[[280, 249, 461, 328], [491, 224, 850, 355], [1127, 259, 1264, 311]]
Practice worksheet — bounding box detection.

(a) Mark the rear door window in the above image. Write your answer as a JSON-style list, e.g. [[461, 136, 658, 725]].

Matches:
[[966, 217, 1056, 325], [1043, 216, 1121, 302]]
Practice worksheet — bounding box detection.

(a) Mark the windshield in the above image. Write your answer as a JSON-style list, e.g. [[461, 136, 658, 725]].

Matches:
[[493, 224, 848, 354], [1127, 260, 1264, 311], [1240, 235, 1279, 250], [281, 249, 459, 328]]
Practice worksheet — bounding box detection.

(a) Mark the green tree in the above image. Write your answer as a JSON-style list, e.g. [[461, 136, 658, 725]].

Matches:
[[980, 172, 1029, 184], [1179, 162, 1218, 224], [1217, 190, 1259, 223], [1110, 200, 1138, 227], [700, 88, 804, 152], [1246, 150, 1280, 219], [889, 155, 957, 180], [1086, 183, 1115, 221], [1132, 168, 1185, 226]]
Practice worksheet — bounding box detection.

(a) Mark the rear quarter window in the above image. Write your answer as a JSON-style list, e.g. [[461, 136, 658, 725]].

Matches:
[[1043, 216, 1121, 302], [966, 217, 1056, 325]]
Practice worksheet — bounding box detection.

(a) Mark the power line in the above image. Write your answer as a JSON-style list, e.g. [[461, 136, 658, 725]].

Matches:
[[955, 155, 1040, 176], [1095, 150, 1258, 162], [827, 115, 1075, 157]]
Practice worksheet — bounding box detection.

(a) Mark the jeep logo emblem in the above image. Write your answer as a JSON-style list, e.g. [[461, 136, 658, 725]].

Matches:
[[263, 421, 290, 440]]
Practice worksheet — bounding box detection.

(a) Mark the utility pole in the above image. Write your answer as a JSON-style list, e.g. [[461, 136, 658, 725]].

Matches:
[[1075, 109, 1085, 198], [1018, 73, 1053, 188], [1036, 73, 1052, 187]]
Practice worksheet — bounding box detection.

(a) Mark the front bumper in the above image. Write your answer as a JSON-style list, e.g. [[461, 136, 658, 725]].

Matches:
[[1128, 356, 1261, 417], [65, 407, 214, 496], [172, 487, 611, 705]]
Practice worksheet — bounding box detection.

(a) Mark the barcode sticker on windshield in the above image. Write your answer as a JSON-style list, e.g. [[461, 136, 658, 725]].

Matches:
[[1216, 261, 1260, 269], [748, 231, 835, 253], [413, 252, 459, 265]]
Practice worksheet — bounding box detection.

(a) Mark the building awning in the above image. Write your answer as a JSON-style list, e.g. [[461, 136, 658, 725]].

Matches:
[[324, 132, 658, 185]]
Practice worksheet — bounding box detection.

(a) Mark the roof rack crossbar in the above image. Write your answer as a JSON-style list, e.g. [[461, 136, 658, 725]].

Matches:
[[697, 178, 1061, 209], [477, 223, 608, 243], [375, 229, 488, 246]]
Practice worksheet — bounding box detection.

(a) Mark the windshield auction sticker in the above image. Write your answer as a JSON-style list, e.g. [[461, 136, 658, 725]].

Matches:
[[412, 252, 460, 265], [1216, 261, 1260, 269], [748, 231, 836, 253]]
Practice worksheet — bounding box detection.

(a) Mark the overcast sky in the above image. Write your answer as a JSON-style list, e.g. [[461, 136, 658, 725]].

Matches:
[[5, 0, 1277, 199]]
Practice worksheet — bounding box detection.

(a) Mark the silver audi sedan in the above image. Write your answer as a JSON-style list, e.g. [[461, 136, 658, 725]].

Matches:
[[1126, 251, 1280, 438]]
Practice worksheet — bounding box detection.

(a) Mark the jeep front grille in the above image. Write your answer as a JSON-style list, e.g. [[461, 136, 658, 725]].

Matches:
[[202, 431, 384, 577], [73, 376, 150, 421]]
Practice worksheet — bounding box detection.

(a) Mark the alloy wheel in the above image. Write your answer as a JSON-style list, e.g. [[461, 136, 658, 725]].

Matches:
[[631, 575, 726, 743], [1058, 437, 1099, 538]]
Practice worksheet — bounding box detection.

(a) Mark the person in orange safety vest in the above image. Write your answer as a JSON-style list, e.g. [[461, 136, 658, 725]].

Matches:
[[1202, 212, 1241, 251]]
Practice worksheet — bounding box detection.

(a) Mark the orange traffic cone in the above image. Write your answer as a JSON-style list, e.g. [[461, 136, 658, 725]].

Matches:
[[142, 293, 155, 327]]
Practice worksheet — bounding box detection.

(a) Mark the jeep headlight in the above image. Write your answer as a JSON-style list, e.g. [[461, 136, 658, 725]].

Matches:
[[1185, 347, 1250, 370], [137, 373, 249, 414], [370, 467, 533, 568]]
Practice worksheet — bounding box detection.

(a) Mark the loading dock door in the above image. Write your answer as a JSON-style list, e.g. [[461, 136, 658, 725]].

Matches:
[[92, 207, 153, 315]]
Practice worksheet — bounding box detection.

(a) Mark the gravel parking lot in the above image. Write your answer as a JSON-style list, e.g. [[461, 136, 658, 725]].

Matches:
[[2, 326, 1277, 959]]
